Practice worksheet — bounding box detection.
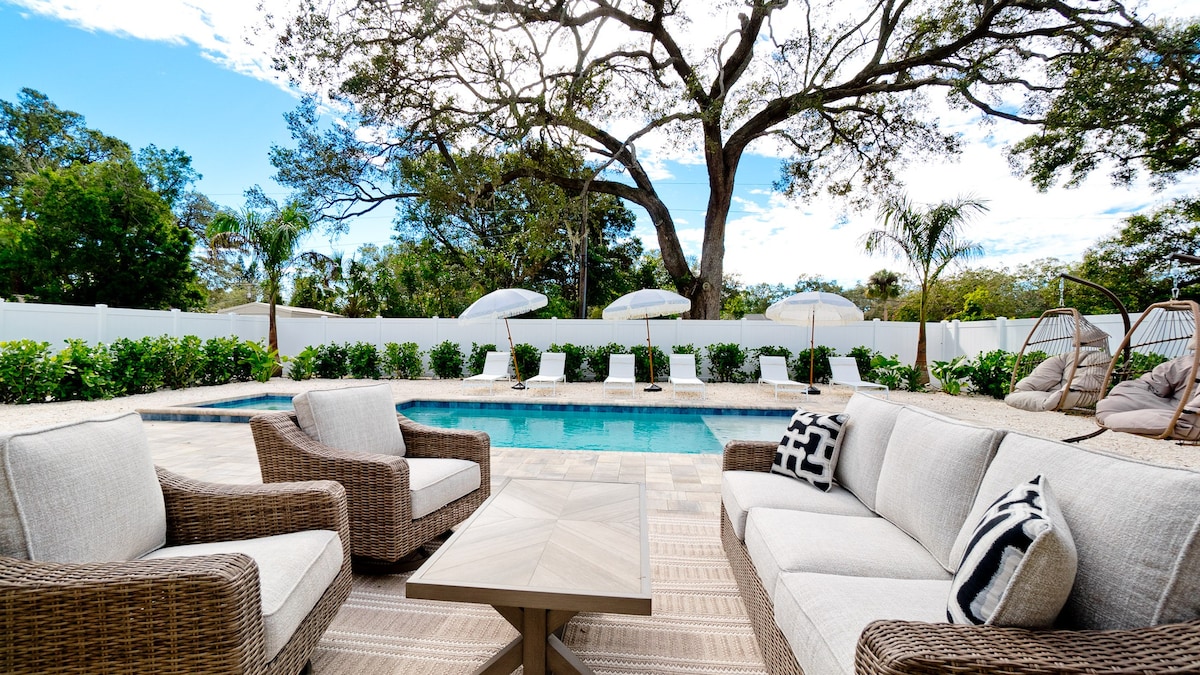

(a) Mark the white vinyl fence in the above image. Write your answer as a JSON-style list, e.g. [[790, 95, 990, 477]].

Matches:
[[0, 300, 1133, 379]]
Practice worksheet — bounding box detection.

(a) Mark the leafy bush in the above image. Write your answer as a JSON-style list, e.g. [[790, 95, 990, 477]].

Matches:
[[707, 342, 748, 382], [242, 340, 280, 383], [0, 340, 63, 404], [286, 346, 318, 381], [548, 342, 587, 382], [162, 335, 204, 389], [846, 346, 879, 378], [631, 345, 668, 382], [347, 342, 381, 379], [930, 356, 971, 395], [584, 343, 624, 380], [429, 340, 464, 379], [55, 338, 113, 401], [383, 342, 423, 379], [513, 343, 540, 382], [467, 343, 498, 376], [966, 349, 1016, 399], [108, 336, 167, 395], [200, 336, 240, 386], [314, 343, 349, 379], [752, 345, 791, 379], [868, 354, 923, 392], [792, 345, 837, 385]]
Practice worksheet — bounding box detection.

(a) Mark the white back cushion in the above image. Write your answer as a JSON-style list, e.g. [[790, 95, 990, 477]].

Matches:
[[293, 384, 406, 457], [833, 394, 905, 510], [0, 412, 166, 562]]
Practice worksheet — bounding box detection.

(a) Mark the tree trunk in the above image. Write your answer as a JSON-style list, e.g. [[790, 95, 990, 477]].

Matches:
[[915, 285, 930, 385], [685, 133, 740, 319]]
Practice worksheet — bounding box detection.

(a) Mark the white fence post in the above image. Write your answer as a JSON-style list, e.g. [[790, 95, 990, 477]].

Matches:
[[95, 304, 108, 344], [996, 317, 1008, 351]]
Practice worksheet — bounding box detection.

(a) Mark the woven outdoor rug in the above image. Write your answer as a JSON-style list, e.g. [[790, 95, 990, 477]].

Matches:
[[312, 513, 768, 674]]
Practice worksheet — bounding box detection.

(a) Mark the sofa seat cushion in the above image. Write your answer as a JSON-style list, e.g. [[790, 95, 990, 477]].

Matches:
[[774, 572, 950, 675], [833, 394, 906, 511], [875, 407, 1003, 570], [950, 432, 1200, 630], [293, 384, 406, 457], [0, 413, 166, 563], [722, 471, 874, 540], [407, 458, 481, 520], [744, 508, 950, 601], [142, 529, 344, 661]]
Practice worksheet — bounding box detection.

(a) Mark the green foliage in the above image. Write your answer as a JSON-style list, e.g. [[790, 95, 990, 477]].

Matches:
[[382, 342, 423, 379], [313, 343, 349, 379], [55, 338, 113, 401], [513, 343, 540, 382], [107, 337, 166, 395], [347, 341, 381, 379], [161, 335, 204, 390], [0, 340, 62, 404], [548, 343, 587, 382], [868, 354, 924, 392], [792, 346, 837, 385], [584, 343, 624, 380], [286, 346, 319, 381], [631, 345, 668, 382], [930, 356, 971, 395], [846, 346, 879, 377], [429, 341, 465, 379], [966, 349, 1017, 399], [200, 336, 243, 386], [467, 343, 498, 376], [707, 343, 749, 383], [241, 340, 280, 383]]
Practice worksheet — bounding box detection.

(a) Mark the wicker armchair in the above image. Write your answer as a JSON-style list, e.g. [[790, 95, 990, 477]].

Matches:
[[0, 467, 352, 675], [721, 439, 1200, 675], [251, 411, 491, 564]]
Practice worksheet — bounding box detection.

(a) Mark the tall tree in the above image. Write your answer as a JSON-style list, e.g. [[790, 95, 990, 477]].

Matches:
[[266, 0, 1177, 318], [208, 196, 316, 354], [861, 195, 986, 382], [866, 270, 904, 321]]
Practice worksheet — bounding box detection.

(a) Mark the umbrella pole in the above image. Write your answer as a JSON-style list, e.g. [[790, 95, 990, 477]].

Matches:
[[505, 318, 525, 389], [807, 313, 820, 395], [644, 316, 661, 392]]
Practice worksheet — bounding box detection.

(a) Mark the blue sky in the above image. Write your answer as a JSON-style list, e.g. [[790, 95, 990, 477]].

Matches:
[[2, 0, 1198, 289]]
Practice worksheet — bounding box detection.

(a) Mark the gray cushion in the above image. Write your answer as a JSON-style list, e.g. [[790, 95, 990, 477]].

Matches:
[[293, 384, 405, 457], [774, 572, 950, 675], [875, 407, 1002, 570], [0, 413, 166, 562], [948, 475, 1077, 627], [722, 471, 874, 540], [745, 508, 950, 601], [407, 458, 481, 520], [142, 529, 344, 661], [950, 432, 1200, 630], [833, 394, 906, 510]]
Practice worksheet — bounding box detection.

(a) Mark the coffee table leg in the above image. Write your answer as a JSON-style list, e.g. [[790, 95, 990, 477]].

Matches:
[[482, 606, 591, 675]]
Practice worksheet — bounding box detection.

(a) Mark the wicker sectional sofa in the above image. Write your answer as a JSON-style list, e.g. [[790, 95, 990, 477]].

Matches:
[[721, 393, 1200, 675]]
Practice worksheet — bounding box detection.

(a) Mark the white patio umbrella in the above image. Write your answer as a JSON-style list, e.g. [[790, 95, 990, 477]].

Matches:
[[766, 291, 864, 394], [603, 288, 691, 392], [459, 288, 548, 389]]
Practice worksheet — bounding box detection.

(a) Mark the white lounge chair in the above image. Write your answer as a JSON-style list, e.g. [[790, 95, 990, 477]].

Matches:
[[668, 354, 706, 399], [462, 351, 511, 393], [603, 354, 636, 397], [526, 352, 567, 395], [758, 355, 808, 399], [828, 356, 888, 398]]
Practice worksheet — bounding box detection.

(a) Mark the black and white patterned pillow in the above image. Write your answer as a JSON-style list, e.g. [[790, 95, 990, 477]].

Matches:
[[947, 475, 1077, 627], [771, 409, 848, 492]]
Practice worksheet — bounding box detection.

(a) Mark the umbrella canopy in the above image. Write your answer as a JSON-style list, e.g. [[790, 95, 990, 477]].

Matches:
[[603, 289, 691, 391], [458, 288, 548, 388], [766, 292, 863, 393]]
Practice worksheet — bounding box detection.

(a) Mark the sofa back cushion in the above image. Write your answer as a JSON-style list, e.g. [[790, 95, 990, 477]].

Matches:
[[833, 394, 905, 510], [875, 407, 1003, 570], [950, 432, 1200, 630], [0, 413, 166, 562], [293, 383, 406, 457]]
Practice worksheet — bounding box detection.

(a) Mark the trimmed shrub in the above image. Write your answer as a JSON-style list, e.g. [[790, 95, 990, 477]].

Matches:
[[548, 342, 587, 382], [383, 342, 424, 379], [55, 338, 113, 401], [347, 341, 382, 379], [108, 336, 167, 395], [631, 345, 668, 382], [162, 335, 204, 390], [584, 343, 624, 381], [314, 343, 349, 379], [792, 345, 837, 385], [0, 340, 63, 404], [429, 341, 465, 379]]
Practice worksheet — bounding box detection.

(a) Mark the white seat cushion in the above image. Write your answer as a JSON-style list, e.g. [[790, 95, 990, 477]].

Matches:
[[745, 508, 950, 601], [722, 471, 874, 540], [142, 529, 344, 661], [774, 572, 950, 675], [407, 458, 481, 519], [0, 413, 166, 562], [293, 384, 405, 457]]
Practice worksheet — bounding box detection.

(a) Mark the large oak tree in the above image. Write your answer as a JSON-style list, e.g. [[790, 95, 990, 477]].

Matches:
[[266, 0, 1185, 318]]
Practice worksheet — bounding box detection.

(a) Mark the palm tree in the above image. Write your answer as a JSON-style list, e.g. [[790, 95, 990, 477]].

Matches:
[[208, 200, 315, 356], [865, 269, 903, 321], [860, 195, 987, 383]]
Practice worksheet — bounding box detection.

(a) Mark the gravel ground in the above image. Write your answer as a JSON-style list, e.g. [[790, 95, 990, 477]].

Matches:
[[1, 377, 1196, 469]]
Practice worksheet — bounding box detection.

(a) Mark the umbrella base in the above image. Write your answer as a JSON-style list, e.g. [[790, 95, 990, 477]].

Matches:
[[512, 382, 526, 390], [644, 384, 663, 392], [806, 386, 821, 395]]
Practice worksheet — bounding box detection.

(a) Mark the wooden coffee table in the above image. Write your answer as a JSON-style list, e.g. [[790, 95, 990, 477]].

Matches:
[[406, 478, 652, 675]]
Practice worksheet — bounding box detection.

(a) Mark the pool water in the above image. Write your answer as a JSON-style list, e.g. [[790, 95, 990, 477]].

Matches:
[[396, 401, 791, 454], [197, 395, 296, 411]]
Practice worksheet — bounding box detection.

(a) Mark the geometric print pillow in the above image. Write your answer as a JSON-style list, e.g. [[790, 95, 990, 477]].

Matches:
[[947, 475, 1078, 627], [771, 409, 848, 492]]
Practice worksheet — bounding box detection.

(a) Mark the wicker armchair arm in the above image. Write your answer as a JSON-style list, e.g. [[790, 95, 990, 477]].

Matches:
[[856, 618, 1200, 675], [398, 414, 491, 486], [723, 440, 777, 473], [0, 553, 264, 673], [158, 467, 350, 548]]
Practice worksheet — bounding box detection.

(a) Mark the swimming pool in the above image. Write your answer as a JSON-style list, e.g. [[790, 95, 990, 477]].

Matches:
[[396, 401, 791, 454], [196, 394, 296, 411]]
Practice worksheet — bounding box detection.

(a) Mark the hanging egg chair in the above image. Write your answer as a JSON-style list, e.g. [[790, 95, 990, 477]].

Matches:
[[1006, 308, 1113, 413], [1095, 300, 1200, 441]]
